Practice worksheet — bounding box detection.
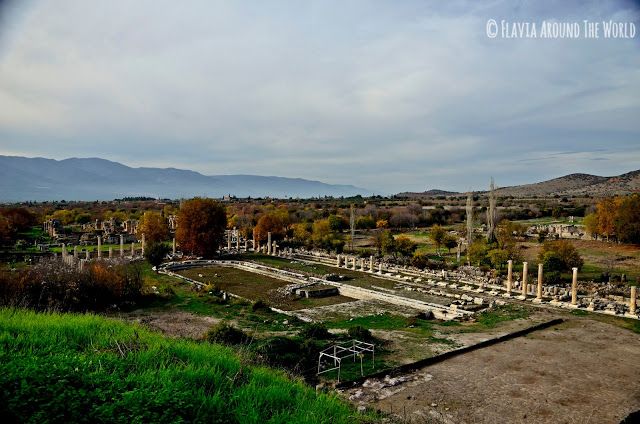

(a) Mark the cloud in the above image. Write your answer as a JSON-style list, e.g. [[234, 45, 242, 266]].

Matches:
[[0, 0, 639, 193]]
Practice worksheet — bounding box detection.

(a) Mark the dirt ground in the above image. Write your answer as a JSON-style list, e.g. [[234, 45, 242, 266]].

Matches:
[[346, 317, 640, 424], [121, 310, 220, 339]]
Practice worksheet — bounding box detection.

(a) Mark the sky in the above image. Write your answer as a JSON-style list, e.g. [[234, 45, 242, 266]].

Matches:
[[0, 0, 639, 194]]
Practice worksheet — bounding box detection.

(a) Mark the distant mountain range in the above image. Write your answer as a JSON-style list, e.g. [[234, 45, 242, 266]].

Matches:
[[0, 156, 373, 201], [398, 170, 640, 198]]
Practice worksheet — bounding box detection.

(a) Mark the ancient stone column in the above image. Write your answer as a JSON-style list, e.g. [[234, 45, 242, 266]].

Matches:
[[378, 263, 383, 274], [571, 267, 578, 305], [85, 249, 90, 260], [131, 242, 135, 257], [141, 234, 146, 256], [244, 240, 248, 252], [272, 241, 277, 256], [536, 263, 543, 300], [336, 254, 341, 267], [521, 262, 528, 297], [235, 227, 240, 250], [506, 260, 513, 295], [360, 258, 365, 271], [119, 234, 124, 256], [109, 246, 113, 259], [97, 237, 102, 259], [267, 232, 272, 255], [73, 246, 78, 259], [630, 286, 637, 315], [172, 238, 176, 255], [352, 257, 356, 270], [61, 243, 66, 258], [369, 256, 374, 273], [227, 230, 231, 251]]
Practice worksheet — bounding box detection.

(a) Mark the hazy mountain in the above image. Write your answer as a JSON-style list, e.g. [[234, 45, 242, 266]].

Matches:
[[0, 156, 374, 201]]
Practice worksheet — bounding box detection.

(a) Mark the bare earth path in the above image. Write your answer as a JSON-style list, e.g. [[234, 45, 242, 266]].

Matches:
[[347, 318, 640, 423]]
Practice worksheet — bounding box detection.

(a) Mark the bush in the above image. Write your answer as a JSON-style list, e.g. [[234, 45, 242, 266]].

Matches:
[[347, 325, 373, 341], [206, 322, 249, 345], [0, 259, 143, 312], [251, 299, 270, 312], [298, 322, 332, 340]]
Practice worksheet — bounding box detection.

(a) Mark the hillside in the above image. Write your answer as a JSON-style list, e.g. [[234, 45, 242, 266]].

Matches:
[[398, 170, 640, 198], [494, 173, 608, 197], [0, 156, 373, 201], [0, 308, 362, 423]]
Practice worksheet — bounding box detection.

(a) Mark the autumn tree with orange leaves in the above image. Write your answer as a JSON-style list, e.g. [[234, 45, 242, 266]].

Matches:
[[176, 198, 227, 257]]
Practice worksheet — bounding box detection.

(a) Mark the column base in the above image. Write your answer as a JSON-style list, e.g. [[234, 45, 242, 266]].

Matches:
[[624, 312, 639, 319], [532, 298, 544, 304], [517, 295, 527, 301]]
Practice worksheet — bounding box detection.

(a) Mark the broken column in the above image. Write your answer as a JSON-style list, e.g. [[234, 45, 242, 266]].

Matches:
[[120, 234, 124, 257], [272, 241, 277, 256], [378, 263, 383, 274], [630, 286, 637, 315], [506, 259, 513, 296], [369, 256, 374, 273], [85, 249, 90, 260], [336, 254, 342, 267], [131, 243, 135, 257], [97, 237, 102, 259], [536, 263, 543, 301], [571, 267, 578, 305], [267, 232, 272, 255], [109, 246, 113, 259], [73, 246, 78, 260], [360, 258, 365, 271], [172, 238, 176, 255], [227, 230, 231, 251], [521, 261, 528, 298], [352, 257, 356, 270]]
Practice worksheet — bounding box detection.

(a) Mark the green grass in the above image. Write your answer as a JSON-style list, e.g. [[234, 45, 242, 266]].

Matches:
[[0, 308, 371, 424], [470, 305, 530, 329], [137, 263, 306, 332]]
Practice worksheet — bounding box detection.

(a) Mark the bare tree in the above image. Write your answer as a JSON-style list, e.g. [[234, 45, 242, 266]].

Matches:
[[349, 204, 355, 251], [486, 177, 498, 243], [466, 192, 473, 263]]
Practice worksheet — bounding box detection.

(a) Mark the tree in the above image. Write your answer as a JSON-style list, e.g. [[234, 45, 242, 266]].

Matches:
[[429, 225, 446, 255], [311, 219, 344, 252], [596, 197, 618, 240], [356, 215, 376, 229], [176, 198, 227, 257], [395, 235, 417, 257], [137, 211, 169, 244], [615, 194, 640, 244], [380, 230, 396, 256], [327, 214, 347, 232], [583, 213, 599, 240], [253, 213, 285, 244], [468, 239, 490, 266], [145, 242, 170, 270], [537, 240, 583, 271], [488, 248, 509, 269], [444, 235, 458, 253]]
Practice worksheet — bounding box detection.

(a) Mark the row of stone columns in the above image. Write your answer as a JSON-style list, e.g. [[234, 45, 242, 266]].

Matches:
[[335, 254, 376, 273]]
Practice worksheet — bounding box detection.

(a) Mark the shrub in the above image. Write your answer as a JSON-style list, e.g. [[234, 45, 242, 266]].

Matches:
[[347, 325, 372, 341], [251, 299, 270, 312], [298, 322, 332, 340], [206, 322, 249, 345]]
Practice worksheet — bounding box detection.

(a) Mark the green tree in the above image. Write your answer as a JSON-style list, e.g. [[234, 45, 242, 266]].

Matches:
[[395, 235, 417, 257], [380, 230, 396, 256], [537, 240, 583, 271], [145, 242, 170, 270], [429, 225, 446, 255]]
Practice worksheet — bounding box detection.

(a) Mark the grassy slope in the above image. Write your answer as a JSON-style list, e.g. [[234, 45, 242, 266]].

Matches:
[[0, 308, 368, 424]]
